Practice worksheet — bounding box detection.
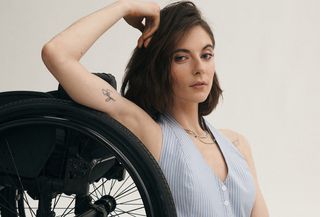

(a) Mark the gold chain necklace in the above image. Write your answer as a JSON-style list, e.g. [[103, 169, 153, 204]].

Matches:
[[184, 129, 216, 145]]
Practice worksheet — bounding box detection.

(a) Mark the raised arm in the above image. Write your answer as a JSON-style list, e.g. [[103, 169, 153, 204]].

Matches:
[[41, 0, 162, 160]]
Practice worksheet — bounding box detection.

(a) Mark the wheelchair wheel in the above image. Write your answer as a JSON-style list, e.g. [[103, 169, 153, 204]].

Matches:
[[0, 98, 176, 217]]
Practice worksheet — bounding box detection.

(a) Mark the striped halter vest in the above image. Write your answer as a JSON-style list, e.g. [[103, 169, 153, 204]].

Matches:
[[158, 114, 256, 217]]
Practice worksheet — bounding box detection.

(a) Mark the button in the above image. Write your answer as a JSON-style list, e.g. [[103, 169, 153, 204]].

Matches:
[[221, 185, 227, 191], [224, 200, 230, 206]]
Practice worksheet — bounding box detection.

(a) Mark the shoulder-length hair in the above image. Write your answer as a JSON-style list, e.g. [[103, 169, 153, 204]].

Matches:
[[120, 1, 223, 121]]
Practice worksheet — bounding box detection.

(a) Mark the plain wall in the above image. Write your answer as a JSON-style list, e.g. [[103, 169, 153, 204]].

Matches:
[[1, 0, 319, 216]]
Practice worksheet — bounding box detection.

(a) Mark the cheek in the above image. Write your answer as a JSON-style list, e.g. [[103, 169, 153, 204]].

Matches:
[[210, 62, 215, 78], [208, 71, 215, 87], [170, 65, 186, 86], [170, 68, 177, 85], [210, 61, 216, 73]]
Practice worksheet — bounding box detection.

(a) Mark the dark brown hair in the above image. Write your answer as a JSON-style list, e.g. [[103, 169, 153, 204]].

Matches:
[[120, 1, 223, 121]]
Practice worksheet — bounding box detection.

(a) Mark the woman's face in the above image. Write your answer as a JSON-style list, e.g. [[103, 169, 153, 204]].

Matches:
[[170, 25, 215, 107]]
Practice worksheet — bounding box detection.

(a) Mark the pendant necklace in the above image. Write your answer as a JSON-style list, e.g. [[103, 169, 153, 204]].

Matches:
[[184, 129, 216, 145]]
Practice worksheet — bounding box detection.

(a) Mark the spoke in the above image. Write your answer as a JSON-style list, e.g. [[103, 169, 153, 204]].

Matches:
[[52, 194, 76, 216], [92, 183, 102, 198], [114, 210, 136, 217], [116, 198, 142, 205], [88, 179, 108, 199], [92, 184, 100, 199], [90, 192, 99, 201], [112, 175, 130, 197], [113, 206, 146, 216], [109, 179, 116, 195], [0, 161, 16, 191], [113, 208, 132, 217], [0, 201, 18, 215], [53, 194, 62, 210], [114, 181, 135, 199], [4, 139, 24, 189], [22, 193, 36, 217], [102, 179, 107, 196], [4, 139, 26, 198], [0, 193, 12, 207], [114, 186, 137, 200], [118, 203, 143, 206], [3, 139, 37, 217], [111, 210, 120, 216], [23, 206, 37, 217], [116, 188, 138, 202], [62, 205, 75, 217], [60, 196, 75, 217]]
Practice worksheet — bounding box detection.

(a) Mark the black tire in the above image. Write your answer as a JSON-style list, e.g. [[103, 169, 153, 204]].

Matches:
[[0, 98, 176, 217]]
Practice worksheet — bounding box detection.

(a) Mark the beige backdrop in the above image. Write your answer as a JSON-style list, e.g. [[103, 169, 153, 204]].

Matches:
[[1, 0, 319, 216]]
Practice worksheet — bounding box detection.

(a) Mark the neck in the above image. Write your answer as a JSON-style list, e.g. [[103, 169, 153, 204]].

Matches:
[[168, 103, 204, 134]]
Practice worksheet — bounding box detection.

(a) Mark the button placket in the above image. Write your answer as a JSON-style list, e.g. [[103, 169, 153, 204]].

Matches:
[[220, 183, 233, 216]]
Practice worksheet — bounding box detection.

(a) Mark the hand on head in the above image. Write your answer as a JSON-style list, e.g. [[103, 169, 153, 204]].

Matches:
[[122, 0, 160, 48]]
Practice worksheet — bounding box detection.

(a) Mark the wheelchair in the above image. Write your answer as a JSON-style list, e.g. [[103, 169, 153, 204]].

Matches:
[[0, 73, 176, 217]]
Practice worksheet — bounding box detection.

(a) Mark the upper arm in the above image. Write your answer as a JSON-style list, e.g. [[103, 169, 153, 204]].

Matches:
[[219, 129, 269, 217], [42, 44, 162, 161]]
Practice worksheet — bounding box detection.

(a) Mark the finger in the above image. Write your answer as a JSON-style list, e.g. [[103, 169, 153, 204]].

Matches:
[[134, 21, 145, 33], [143, 15, 160, 40], [137, 36, 145, 48], [144, 36, 152, 48], [138, 17, 157, 43]]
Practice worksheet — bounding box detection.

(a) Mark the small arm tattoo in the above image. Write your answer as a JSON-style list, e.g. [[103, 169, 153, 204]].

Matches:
[[102, 88, 115, 102], [231, 138, 240, 148]]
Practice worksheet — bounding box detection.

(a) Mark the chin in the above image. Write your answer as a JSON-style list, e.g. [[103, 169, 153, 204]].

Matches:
[[195, 95, 209, 103], [198, 98, 208, 103]]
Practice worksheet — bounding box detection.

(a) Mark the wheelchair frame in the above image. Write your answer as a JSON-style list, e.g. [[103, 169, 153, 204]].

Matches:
[[0, 73, 176, 217]]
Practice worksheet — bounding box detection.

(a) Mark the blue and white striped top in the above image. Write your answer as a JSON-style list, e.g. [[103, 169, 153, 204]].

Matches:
[[158, 114, 256, 217]]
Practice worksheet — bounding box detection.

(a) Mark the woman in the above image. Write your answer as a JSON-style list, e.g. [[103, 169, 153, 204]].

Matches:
[[42, 0, 269, 216]]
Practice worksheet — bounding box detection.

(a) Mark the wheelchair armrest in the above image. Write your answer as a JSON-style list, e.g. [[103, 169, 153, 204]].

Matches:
[[54, 72, 117, 101]]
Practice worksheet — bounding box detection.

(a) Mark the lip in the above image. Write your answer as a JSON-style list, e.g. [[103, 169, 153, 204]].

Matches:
[[190, 81, 207, 87]]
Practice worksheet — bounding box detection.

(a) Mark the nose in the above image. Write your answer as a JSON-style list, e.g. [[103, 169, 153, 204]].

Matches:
[[192, 57, 205, 75]]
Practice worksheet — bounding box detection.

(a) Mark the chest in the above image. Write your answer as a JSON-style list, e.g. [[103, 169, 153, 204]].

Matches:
[[159, 118, 258, 216], [167, 131, 256, 216], [190, 137, 228, 182]]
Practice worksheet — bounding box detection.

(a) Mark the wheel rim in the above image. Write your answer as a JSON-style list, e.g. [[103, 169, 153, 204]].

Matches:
[[0, 116, 152, 217]]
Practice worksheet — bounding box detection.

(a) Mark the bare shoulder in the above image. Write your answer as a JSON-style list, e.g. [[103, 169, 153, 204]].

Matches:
[[218, 128, 252, 160], [220, 129, 270, 216], [219, 129, 258, 187]]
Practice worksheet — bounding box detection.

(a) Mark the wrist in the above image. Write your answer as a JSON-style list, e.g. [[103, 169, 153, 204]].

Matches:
[[116, 0, 132, 16]]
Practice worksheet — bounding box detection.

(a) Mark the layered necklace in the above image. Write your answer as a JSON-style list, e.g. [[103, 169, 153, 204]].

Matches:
[[184, 129, 217, 145]]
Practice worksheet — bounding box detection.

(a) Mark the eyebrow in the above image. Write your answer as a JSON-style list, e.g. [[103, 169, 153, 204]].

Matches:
[[172, 44, 214, 55]]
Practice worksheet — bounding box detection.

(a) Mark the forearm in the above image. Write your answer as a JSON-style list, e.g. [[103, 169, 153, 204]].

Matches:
[[43, 0, 130, 64], [41, 0, 160, 116]]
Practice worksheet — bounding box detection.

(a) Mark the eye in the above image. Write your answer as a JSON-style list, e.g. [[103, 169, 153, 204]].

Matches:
[[174, 55, 188, 62], [202, 53, 214, 60]]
